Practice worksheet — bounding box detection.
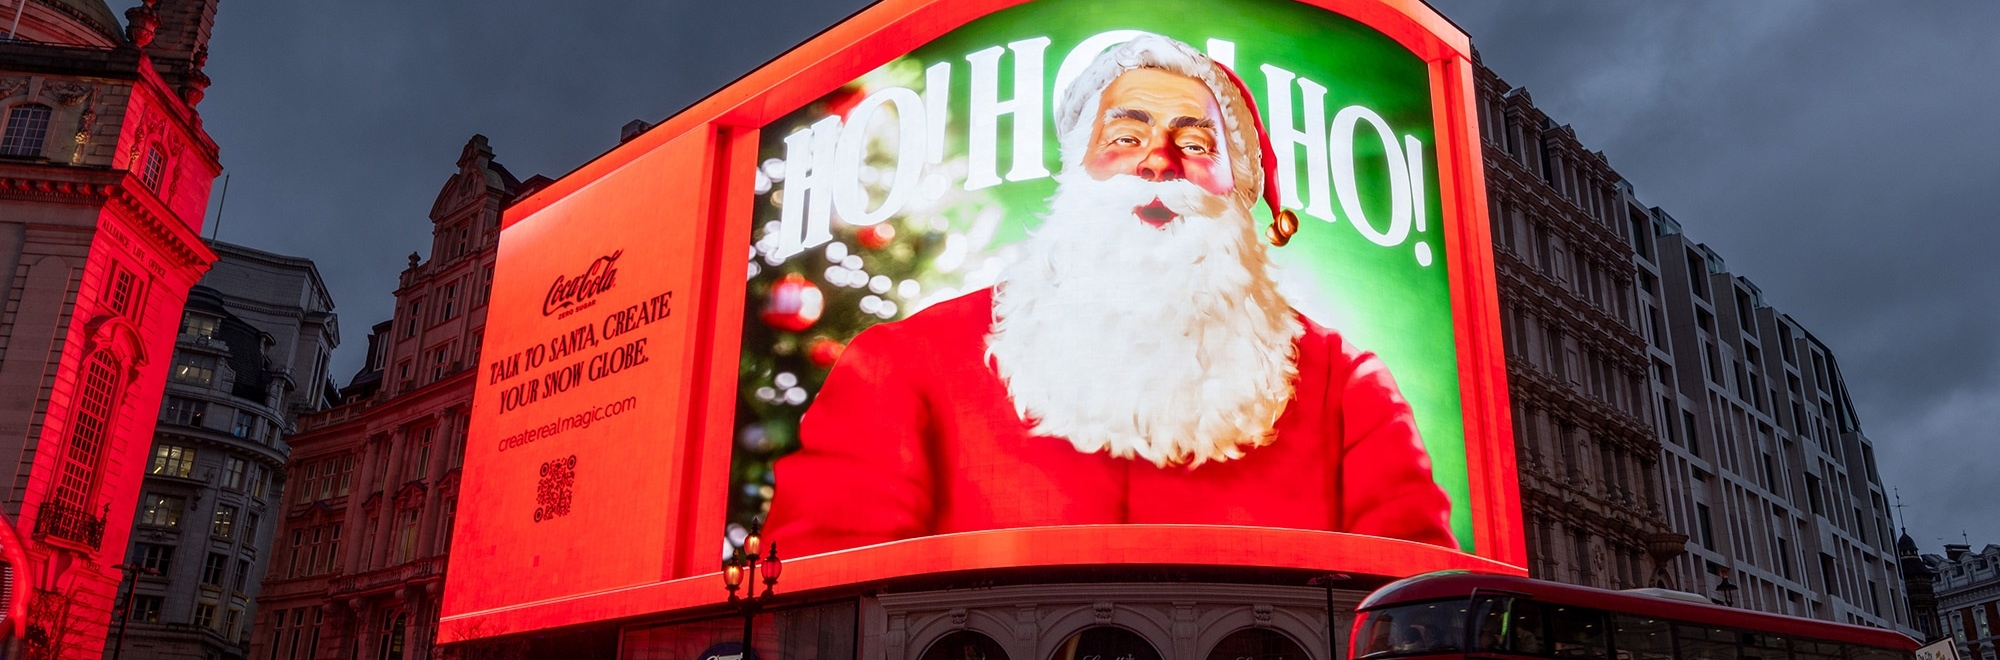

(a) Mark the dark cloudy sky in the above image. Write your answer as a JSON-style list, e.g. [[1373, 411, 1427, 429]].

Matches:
[[139, 1, 1995, 551]]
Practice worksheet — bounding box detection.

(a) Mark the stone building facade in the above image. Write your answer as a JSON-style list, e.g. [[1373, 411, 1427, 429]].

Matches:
[[112, 242, 337, 660], [251, 136, 529, 660], [0, 0, 224, 657], [1637, 200, 1907, 628], [1473, 59, 1684, 592], [1929, 543, 2000, 660]]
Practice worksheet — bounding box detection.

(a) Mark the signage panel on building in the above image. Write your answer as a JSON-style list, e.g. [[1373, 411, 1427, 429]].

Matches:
[[444, 0, 1520, 641]]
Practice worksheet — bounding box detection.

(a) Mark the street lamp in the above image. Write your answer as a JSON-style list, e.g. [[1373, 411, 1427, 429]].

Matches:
[[723, 519, 783, 660], [1714, 576, 1738, 607], [1307, 574, 1352, 660], [109, 562, 160, 660]]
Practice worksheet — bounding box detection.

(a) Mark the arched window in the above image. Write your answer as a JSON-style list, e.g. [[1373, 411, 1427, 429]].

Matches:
[[1207, 628, 1311, 660], [53, 350, 120, 514], [1050, 627, 1161, 660], [922, 630, 1009, 660], [0, 104, 51, 157], [377, 611, 406, 660]]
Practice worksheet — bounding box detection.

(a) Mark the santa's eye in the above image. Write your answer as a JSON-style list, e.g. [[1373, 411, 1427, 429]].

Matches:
[[1180, 143, 1209, 155], [1112, 135, 1142, 147]]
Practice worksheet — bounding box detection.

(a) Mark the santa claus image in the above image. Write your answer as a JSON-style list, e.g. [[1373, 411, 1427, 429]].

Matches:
[[764, 33, 1455, 556]]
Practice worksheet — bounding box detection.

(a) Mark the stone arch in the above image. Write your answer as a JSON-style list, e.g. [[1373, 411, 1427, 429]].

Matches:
[[918, 629, 1013, 660], [1044, 625, 1164, 660], [1194, 606, 1336, 660], [1034, 604, 1175, 660], [1201, 627, 1319, 660], [903, 607, 1029, 660]]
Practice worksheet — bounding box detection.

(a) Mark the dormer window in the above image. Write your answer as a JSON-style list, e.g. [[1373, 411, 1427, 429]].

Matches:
[[180, 313, 219, 340], [141, 147, 167, 191], [0, 104, 50, 157]]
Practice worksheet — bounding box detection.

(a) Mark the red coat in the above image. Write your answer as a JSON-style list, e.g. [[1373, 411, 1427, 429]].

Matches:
[[765, 287, 1455, 557]]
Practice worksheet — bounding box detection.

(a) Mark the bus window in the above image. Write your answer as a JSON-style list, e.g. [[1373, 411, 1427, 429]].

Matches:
[[1612, 616, 1672, 660], [1471, 597, 1510, 652], [1547, 606, 1608, 660], [1848, 646, 1913, 660], [1793, 640, 1841, 660], [1740, 633, 1791, 660], [1676, 625, 1736, 660], [1510, 601, 1548, 654], [1356, 601, 1470, 659]]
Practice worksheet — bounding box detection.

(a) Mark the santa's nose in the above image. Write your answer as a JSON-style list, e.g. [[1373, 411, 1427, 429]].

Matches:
[[1135, 145, 1184, 182]]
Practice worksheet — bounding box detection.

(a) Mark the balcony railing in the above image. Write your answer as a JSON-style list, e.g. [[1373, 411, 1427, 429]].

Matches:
[[330, 556, 444, 595], [33, 501, 106, 550]]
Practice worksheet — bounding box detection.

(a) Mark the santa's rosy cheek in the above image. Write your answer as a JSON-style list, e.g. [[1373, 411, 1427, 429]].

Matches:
[[1083, 148, 1137, 180], [1184, 159, 1235, 196]]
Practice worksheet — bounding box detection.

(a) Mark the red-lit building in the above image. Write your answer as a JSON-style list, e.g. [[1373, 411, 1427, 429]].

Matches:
[[0, 0, 223, 657], [250, 136, 530, 660]]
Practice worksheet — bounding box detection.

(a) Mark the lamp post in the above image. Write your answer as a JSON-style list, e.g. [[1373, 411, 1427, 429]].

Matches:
[[1714, 576, 1738, 607], [723, 520, 783, 660], [109, 562, 159, 660], [1307, 574, 1352, 660]]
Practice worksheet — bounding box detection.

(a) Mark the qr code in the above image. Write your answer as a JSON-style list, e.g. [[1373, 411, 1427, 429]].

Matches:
[[534, 455, 576, 523]]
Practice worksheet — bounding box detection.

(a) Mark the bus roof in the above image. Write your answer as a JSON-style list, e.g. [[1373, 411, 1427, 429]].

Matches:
[[1357, 572, 1918, 651]]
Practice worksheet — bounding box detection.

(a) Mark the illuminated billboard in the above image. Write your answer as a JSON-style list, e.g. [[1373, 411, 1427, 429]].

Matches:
[[444, 0, 1520, 642]]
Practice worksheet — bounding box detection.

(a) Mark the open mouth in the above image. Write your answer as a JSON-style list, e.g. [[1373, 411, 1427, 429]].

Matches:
[[1134, 199, 1178, 228]]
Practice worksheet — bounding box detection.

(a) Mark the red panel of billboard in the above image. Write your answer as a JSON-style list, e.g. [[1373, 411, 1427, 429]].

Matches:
[[443, 0, 1520, 642]]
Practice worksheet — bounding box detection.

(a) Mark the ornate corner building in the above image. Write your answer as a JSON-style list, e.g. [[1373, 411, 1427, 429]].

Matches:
[[0, 0, 226, 657], [113, 242, 339, 660], [1473, 58, 1684, 591], [251, 136, 537, 660]]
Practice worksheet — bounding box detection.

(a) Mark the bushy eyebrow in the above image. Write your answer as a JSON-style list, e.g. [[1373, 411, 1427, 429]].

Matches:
[[1105, 108, 1153, 124], [1169, 116, 1214, 130]]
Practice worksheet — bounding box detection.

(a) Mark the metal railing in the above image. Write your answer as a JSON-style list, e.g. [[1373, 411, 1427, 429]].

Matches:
[[33, 501, 105, 550]]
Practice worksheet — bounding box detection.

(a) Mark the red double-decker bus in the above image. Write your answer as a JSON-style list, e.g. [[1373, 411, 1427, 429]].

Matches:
[[1353, 572, 1917, 660]]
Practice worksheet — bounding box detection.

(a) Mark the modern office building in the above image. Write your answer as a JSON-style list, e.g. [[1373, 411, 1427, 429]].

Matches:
[[250, 136, 529, 660], [0, 0, 224, 657], [111, 242, 337, 659], [1475, 58, 1686, 591], [1635, 205, 1908, 629]]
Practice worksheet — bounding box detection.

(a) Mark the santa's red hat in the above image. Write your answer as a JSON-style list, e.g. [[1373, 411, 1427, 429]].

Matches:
[[1052, 33, 1301, 246]]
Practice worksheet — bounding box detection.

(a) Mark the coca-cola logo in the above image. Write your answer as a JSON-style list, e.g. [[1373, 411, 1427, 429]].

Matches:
[[543, 250, 622, 317]]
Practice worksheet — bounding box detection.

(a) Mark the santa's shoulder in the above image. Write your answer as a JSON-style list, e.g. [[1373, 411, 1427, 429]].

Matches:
[[1289, 310, 1376, 368], [841, 287, 996, 358]]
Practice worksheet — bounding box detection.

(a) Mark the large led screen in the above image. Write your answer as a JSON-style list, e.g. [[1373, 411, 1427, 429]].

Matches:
[[732, 0, 1482, 556], [446, 0, 1515, 641]]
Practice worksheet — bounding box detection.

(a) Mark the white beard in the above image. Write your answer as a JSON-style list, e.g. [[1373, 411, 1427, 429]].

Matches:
[[986, 170, 1304, 468]]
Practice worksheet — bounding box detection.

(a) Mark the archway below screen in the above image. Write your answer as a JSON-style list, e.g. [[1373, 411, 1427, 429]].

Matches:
[[922, 630, 1011, 660], [1049, 626, 1162, 660], [1208, 628, 1313, 660]]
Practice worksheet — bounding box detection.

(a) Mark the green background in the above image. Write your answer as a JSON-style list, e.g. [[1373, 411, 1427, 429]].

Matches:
[[733, 0, 1472, 551]]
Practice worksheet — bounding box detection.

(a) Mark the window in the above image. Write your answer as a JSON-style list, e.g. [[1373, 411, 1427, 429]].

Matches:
[[162, 396, 208, 427], [0, 103, 51, 157], [429, 344, 451, 381], [106, 265, 141, 317], [440, 282, 459, 321], [180, 313, 219, 339], [170, 353, 216, 385], [234, 558, 250, 592], [141, 147, 166, 191], [138, 493, 184, 528], [1696, 503, 1716, 550], [136, 543, 174, 572], [148, 444, 196, 478], [202, 552, 227, 586], [54, 351, 121, 514], [249, 464, 267, 498], [288, 530, 307, 577], [194, 601, 218, 629], [225, 607, 243, 645], [211, 504, 237, 539], [222, 457, 247, 490], [233, 411, 255, 437], [322, 526, 342, 574], [246, 512, 260, 542], [128, 594, 163, 622], [337, 456, 355, 496], [394, 508, 420, 563], [403, 301, 422, 337]]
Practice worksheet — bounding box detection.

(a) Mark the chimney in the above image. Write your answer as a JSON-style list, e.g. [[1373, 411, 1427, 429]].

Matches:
[[141, 0, 220, 106], [1946, 544, 1971, 562], [621, 119, 654, 143]]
